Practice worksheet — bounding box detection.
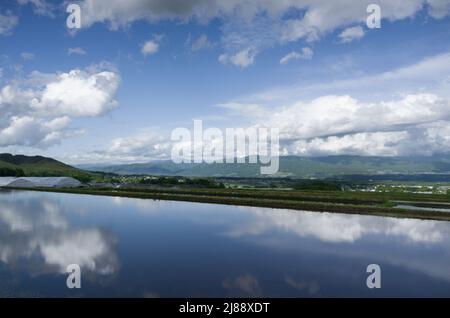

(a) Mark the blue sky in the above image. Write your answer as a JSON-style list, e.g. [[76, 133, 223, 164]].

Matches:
[[1, 0, 450, 163]]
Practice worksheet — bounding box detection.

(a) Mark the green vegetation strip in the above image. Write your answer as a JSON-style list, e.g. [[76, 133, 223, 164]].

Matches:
[[5, 186, 450, 222]]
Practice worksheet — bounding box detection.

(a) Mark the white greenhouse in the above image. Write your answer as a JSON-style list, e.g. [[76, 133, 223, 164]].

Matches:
[[0, 177, 82, 188]]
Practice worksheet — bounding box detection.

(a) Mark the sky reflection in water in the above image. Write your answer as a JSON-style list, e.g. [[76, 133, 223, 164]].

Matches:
[[1, 189, 450, 297]]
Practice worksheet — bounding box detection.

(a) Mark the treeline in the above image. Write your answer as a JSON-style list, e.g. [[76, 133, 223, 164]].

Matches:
[[0, 167, 25, 177], [139, 176, 225, 188], [293, 181, 343, 191]]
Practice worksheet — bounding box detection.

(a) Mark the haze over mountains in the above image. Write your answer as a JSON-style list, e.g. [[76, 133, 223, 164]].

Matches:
[[78, 155, 450, 179]]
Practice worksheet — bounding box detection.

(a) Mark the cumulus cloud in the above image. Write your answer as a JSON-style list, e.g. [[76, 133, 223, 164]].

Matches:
[[280, 47, 313, 65], [257, 93, 450, 156], [67, 47, 87, 55], [32, 70, 120, 117], [285, 122, 450, 157], [210, 50, 450, 157], [266, 94, 450, 140], [0, 12, 18, 36], [287, 131, 407, 156], [91, 93, 450, 160], [338, 25, 365, 43], [141, 40, 160, 56], [79, 48, 450, 161], [0, 116, 72, 147], [206, 92, 450, 157], [0, 66, 120, 148]]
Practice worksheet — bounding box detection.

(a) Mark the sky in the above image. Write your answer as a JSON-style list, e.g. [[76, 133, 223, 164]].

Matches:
[[0, 0, 450, 164]]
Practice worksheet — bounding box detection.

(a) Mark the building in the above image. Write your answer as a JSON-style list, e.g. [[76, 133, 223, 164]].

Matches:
[[0, 177, 82, 188], [0, 177, 17, 187]]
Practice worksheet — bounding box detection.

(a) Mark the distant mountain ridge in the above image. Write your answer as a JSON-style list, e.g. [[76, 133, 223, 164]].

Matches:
[[80, 155, 450, 178], [3, 153, 449, 180], [0, 153, 92, 180], [0, 153, 72, 167]]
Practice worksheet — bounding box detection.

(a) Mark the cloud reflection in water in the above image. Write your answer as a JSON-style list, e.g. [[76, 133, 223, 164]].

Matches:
[[0, 194, 118, 276]]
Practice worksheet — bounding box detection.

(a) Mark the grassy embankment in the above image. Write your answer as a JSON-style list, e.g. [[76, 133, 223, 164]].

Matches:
[[8, 186, 450, 222]]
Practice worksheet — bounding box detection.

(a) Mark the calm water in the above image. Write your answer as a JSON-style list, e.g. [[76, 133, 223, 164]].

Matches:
[[1, 189, 450, 297]]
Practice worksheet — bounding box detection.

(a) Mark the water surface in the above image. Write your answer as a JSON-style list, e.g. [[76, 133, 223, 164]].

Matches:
[[1, 189, 450, 297]]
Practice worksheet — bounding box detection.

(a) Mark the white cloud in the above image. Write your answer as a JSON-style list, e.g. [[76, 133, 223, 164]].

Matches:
[[280, 0, 426, 43], [0, 66, 120, 148], [59, 49, 450, 160], [106, 130, 172, 161], [20, 52, 35, 60], [287, 131, 409, 156], [248, 93, 450, 156], [212, 68, 450, 157], [190, 34, 214, 51], [280, 47, 313, 65], [67, 47, 87, 55], [70, 130, 172, 164], [0, 12, 18, 36], [31, 70, 120, 117], [141, 40, 160, 56], [92, 92, 450, 160], [266, 94, 450, 140], [338, 26, 365, 43], [219, 48, 256, 68], [286, 122, 450, 157]]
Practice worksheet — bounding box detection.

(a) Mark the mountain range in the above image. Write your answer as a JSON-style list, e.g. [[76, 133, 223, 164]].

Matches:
[[78, 155, 450, 179]]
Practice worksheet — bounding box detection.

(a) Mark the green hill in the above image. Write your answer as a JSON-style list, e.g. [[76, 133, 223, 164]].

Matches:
[[85, 155, 450, 178], [0, 153, 94, 182]]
